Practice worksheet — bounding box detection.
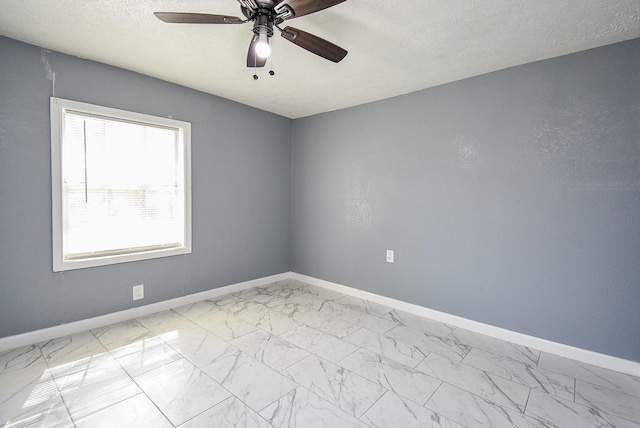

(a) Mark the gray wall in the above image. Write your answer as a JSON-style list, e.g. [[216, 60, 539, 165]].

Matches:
[[2, 34, 639, 363], [291, 38, 640, 361], [0, 36, 291, 338]]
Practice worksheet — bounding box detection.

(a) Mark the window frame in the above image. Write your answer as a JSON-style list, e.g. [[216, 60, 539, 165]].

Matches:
[[50, 97, 192, 272]]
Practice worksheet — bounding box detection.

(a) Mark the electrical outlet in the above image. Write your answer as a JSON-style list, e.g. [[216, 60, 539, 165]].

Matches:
[[386, 249, 394, 263], [133, 284, 144, 301]]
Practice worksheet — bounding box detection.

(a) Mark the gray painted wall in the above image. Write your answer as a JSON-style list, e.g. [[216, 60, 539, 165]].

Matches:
[[2, 34, 639, 362], [291, 38, 640, 361], [0, 36, 291, 338]]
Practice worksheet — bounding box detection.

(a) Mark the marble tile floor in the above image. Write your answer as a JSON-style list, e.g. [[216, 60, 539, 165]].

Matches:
[[1, 279, 639, 427]]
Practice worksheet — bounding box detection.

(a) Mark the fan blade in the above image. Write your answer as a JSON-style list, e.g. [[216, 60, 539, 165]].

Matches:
[[275, 0, 346, 19], [154, 12, 243, 24], [281, 26, 347, 63], [247, 35, 267, 68]]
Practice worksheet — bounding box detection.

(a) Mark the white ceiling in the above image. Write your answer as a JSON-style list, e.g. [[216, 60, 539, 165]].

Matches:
[[1, 0, 639, 118]]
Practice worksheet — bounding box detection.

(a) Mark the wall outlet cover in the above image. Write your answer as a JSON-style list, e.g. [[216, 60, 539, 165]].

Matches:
[[133, 284, 144, 300], [386, 250, 394, 263]]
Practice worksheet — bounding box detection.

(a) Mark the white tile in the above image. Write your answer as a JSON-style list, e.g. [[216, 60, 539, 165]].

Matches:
[[449, 328, 540, 365], [260, 386, 370, 428], [116, 342, 182, 377], [343, 328, 426, 368], [279, 325, 359, 363], [193, 310, 258, 341], [46, 350, 120, 380], [163, 325, 239, 368], [265, 299, 313, 318], [463, 347, 575, 400], [230, 329, 309, 372], [207, 294, 247, 310], [293, 310, 360, 338], [282, 294, 334, 311], [38, 331, 107, 367], [225, 300, 271, 318], [318, 301, 397, 334], [338, 347, 441, 405], [135, 358, 231, 426], [91, 319, 155, 351], [232, 286, 274, 301], [384, 309, 455, 338], [203, 352, 297, 412], [137, 309, 198, 336], [0, 345, 44, 377], [385, 325, 470, 362], [363, 391, 464, 428], [538, 352, 640, 398], [302, 284, 346, 301], [526, 388, 640, 428], [282, 355, 386, 418], [107, 334, 164, 359], [416, 353, 530, 412], [172, 300, 221, 320], [0, 365, 63, 425], [180, 396, 273, 428], [237, 306, 301, 335], [74, 393, 172, 428], [426, 383, 550, 428], [247, 281, 305, 301], [2, 403, 74, 428], [54, 354, 141, 420], [7, 283, 640, 428], [334, 295, 393, 317], [247, 292, 290, 306], [575, 380, 640, 423]]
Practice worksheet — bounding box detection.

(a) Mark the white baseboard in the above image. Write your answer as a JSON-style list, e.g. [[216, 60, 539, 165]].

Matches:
[[0, 272, 289, 353], [3, 270, 638, 377], [291, 272, 640, 377]]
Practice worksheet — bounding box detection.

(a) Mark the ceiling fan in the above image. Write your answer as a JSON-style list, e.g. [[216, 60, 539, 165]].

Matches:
[[154, 0, 348, 69]]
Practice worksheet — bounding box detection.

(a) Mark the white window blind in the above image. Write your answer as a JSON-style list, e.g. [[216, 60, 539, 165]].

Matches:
[[51, 98, 191, 271]]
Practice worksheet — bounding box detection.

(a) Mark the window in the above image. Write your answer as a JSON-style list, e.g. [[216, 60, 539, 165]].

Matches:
[[50, 97, 191, 271]]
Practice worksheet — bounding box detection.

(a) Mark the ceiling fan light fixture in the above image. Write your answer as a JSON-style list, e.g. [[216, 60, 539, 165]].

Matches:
[[255, 28, 271, 58]]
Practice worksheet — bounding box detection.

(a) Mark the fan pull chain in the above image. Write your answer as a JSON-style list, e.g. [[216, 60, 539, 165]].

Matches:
[[269, 60, 275, 76], [253, 42, 259, 80], [269, 38, 275, 76]]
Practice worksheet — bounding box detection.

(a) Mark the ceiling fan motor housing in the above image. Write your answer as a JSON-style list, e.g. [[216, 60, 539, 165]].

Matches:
[[253, 9, 274, 36]]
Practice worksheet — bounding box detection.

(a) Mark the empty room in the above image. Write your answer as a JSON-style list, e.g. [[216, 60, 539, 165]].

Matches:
[[0, 1, 639, 427]]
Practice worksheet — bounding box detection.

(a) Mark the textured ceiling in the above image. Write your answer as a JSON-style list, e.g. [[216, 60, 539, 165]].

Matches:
[[1, 0, 639, 118]]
